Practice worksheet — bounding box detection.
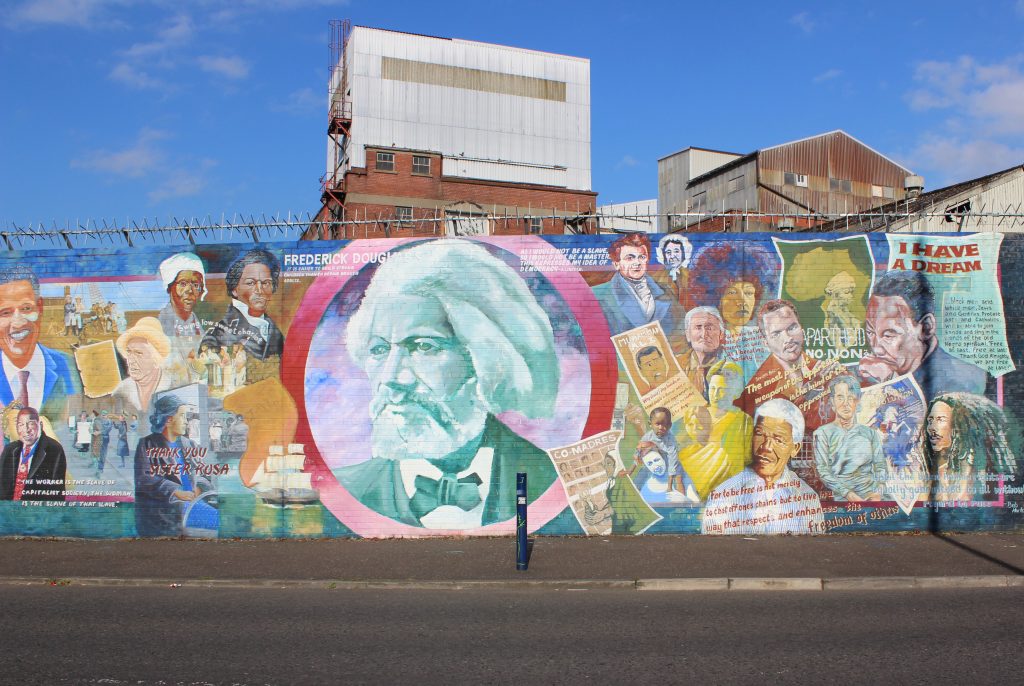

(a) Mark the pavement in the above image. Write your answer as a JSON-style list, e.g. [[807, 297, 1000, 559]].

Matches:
[[0, 532, 1022, 591]]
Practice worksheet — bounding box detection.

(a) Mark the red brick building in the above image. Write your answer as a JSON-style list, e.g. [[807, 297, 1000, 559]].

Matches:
[[312, 25, 597, 239]]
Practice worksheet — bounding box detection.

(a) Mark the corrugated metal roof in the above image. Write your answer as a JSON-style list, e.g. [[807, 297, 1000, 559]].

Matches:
[[657, 145, 744, 163], [686, 152, 757, 187], [810, 164, 1024, 232], [760, 129, 911, 174]]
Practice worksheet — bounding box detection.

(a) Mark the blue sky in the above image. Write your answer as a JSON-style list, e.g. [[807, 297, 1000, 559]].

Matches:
[[2, 0, 1023, 231]]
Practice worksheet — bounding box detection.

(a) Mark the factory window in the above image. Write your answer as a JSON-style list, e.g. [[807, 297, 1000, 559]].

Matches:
[[395, 206, 413, 225], [830, 177, 852, 193], [872, 184, 895, 199], [784, 172, 808, 188], [528, 217, 543, 234], [727, 175, 745, 193], [412, 155, 431, 175], [376, 151, 395, 172]]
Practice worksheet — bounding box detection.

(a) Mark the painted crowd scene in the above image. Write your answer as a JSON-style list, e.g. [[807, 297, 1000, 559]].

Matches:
[[0, 232, 1021, 538]]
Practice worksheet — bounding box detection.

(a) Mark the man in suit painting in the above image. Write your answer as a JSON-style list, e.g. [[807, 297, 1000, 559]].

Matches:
[[0, 265, 81, 423], [200, 249, 284, 361], [591, 233, 683, 337], [0, 407, 66, 501]]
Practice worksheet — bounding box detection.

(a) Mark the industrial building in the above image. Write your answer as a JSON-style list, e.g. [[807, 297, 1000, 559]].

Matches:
[[658, 130, 916, 232], [314, 23, 597, 238], [810, 164, 1024, 234], [596, 199, 658, 233]]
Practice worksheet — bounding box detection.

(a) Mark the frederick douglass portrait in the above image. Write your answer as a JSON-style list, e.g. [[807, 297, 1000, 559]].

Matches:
[[336, 239, 560, 529]]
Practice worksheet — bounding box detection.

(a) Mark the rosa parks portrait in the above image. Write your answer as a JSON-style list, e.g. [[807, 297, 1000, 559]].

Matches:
[[309, 239, 581, 530]]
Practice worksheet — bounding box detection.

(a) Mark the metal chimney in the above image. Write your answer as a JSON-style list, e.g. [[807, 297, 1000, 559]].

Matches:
[[904, 175, 925, 199]]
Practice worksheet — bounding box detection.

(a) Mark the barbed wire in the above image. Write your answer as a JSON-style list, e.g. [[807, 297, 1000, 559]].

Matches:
[[3, 209, 1024, 249]]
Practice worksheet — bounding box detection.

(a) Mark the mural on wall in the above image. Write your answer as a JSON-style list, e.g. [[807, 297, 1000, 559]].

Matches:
[[0, 232, 1021, 538]]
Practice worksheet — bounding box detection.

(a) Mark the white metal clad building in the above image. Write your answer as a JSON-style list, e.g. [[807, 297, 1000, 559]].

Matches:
[[332, 26, 591, 191]]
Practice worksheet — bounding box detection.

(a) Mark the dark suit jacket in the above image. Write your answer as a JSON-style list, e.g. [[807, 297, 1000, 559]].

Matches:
[[0, 433, 66, 501], [199, 304, 284, 360], [339, 414, 557, 527]]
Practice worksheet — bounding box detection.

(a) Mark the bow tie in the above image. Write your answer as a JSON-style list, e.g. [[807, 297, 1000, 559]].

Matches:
[[409, 472, 483, 519]]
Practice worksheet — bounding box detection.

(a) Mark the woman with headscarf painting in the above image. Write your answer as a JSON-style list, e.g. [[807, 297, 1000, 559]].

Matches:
[[687, 241, 780, 383], [921, 392, 1018, 503]]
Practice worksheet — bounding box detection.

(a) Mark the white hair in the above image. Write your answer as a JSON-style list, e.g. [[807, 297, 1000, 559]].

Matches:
[[656, 234, 692, 267], [684, 305, 724, 332], [754, 398, 805, 444], [346, 239, 559, 419]]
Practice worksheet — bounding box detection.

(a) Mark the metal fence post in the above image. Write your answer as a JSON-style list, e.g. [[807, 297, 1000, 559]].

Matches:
[[516, 472, 528, 571]]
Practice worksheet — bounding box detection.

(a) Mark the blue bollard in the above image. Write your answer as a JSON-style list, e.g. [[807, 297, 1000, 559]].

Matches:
[[516, 472, 528, 571]]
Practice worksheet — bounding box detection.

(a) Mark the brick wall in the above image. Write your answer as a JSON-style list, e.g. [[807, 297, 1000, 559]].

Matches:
[[322, 148, 597, 237]]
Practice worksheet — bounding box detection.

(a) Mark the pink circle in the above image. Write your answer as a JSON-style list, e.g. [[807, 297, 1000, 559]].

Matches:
[[281, 237, 616, 537]]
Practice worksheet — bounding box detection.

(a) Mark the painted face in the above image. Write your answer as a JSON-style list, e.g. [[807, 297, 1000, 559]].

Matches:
[[663, 242, 684, 270], [708, 374, 728, 409], [642, 450, 667, 477], [166, 405, 189, 439], [603, 457, 616, 477], [650, 411, 671, 438], [614, 246, 648, 280], [927, 401, 953, 452], [16, 413, 39, 446], [233, 263, 274, 316], [684, 408, 711, 443], [864, 295, 929, 376], [751, 415, 799, 484], [125, 338, 160, 380], [829, 285, 856, 307], [831, 382, 859, 424], [687, 311, 723, 354], [719, 281, 757, 329], [363, 295, 482, 461], [170, 269, 204, 317], [762, 306, 804, 367], [0, 280, 42, 367], [637, 349, 668, 386]]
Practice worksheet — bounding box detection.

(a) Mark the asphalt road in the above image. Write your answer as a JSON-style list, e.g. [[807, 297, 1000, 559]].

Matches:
[[4, 586, 1022, 685]]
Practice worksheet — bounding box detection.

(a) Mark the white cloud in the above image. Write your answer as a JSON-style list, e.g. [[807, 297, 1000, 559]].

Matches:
[[147, 171, 204, 203], [147, 159, 217, 203], [616, 155, 640, 169], [271, 87, 323, 115], [901, 53, 1024, 185], [197, 55, 250, 79], [70, 128, 169, 178], [789, 11, 814, 34], [813, 68, 842, 84], [108, 14, 192, 90], [905, 54, 1024, 134], [108, 62, 164, 90], [905, 135, 1024, 183], [3, 0, 128, 29], [121, 14, 193, 59]]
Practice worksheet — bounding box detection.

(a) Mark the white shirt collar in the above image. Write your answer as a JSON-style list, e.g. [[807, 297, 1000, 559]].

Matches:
[[231, 298, 269, 336], [399, 447, 495, 529], [3, 345, 46, 409]]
